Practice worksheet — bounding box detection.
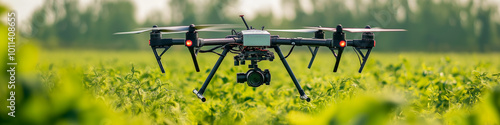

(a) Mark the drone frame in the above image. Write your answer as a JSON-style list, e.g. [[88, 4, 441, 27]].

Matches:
[[117, 15, 404, 102]]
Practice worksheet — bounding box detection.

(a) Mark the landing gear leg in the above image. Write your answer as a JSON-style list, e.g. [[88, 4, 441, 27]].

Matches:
[[273, 46, 311, 102], [193, 46, 231, 102]]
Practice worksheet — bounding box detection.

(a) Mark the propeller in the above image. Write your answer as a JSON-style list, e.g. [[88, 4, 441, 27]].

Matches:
[[343, 28, 406, 32], [113, 29, 152, 35], [268, 26, 406, 33], [267, 29, 318, 33], [114, 24, 236, 35], [305, 26, 406, 33]]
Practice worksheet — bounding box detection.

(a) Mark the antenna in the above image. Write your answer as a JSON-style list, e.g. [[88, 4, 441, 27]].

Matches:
[[240, 15, 250, 30]]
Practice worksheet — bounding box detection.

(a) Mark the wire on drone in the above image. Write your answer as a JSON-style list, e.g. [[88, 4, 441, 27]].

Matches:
[[284, 45, 295, 58], [199, 44, 226, 56], [352, 47, 362, 65]]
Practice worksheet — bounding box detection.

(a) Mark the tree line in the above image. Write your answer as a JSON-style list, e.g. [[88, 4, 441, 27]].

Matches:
[[28, 0, 500, 52]]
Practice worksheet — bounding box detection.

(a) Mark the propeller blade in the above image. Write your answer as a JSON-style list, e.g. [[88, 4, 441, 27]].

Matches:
[[197, 29, 231, 32], [114, 29, 151, 35], [116, 24, 237, 35], [267, 29, 318, 33], [196, 24, 238, 29], [304, 27, 337, 32], [161, 31, 186, 35], [154, 26, 190, 31], [304, 27, 406, 33], [140, 24, 236, 31], [343, 28, 406, 32], [135, 26, 189, 32], [160, 29, 230, 35]]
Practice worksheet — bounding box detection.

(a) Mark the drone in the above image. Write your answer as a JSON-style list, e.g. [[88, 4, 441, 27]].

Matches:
[[115, 15, 405, 102]]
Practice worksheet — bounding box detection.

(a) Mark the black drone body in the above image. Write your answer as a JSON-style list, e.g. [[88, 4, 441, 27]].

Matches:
[[115, 15, 405, 102]]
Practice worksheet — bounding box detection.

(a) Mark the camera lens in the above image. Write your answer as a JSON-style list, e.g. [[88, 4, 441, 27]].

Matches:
[[246, 70, 264, 87], [237, 68, 271, 87]]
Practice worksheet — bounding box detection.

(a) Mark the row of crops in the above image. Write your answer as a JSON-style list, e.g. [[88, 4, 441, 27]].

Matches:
[[1, 47, 499, 124]]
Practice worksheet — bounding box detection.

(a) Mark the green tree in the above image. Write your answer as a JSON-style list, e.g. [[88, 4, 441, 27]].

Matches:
[[30, 0, 138, 49]]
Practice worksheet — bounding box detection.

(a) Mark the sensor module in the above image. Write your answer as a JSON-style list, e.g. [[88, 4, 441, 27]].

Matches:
[[241, 30, 270, 46]]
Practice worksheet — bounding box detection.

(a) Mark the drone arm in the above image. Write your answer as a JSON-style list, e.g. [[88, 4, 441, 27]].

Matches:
[[159, 38, 342, 47], [346, 40, 355, 46], [199, 38, 241, 46], [346, 39, 375, 48], [271, 38, 333, 47], [150, 38, 185, 47], [172, 38, 186, 45], [273, 38, 351, 72]]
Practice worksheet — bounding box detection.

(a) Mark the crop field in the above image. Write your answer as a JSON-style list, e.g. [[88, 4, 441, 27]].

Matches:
[[3, 46, 500, 124]]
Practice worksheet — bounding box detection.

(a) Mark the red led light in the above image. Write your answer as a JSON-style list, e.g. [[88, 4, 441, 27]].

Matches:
[[186, 40, 193, 47], [373, 40, 376, 47], [149, 40, 150, 45], [340, 40, 346, 47]]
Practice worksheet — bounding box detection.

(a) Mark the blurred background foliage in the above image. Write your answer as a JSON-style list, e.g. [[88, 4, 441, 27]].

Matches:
[[1, 0, 500, 125], [22, 0, 500, 52]]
